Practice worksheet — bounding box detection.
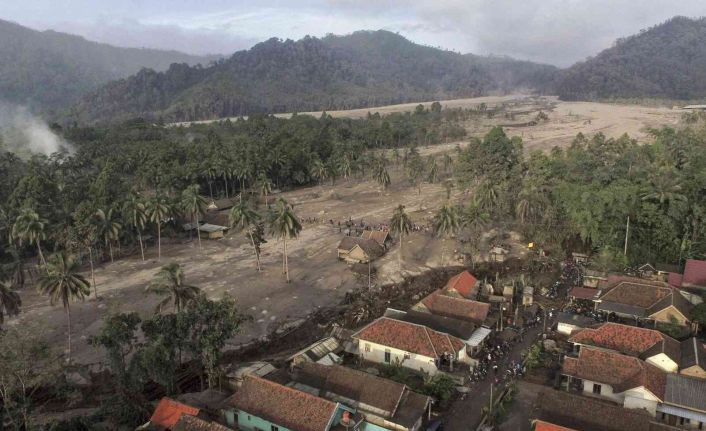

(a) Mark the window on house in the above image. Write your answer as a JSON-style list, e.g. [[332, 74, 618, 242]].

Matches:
[[384, 350, 391, 363], [271, 426, 279, 431], [592, 384, 602, 395], [364, 343, 371, 353]]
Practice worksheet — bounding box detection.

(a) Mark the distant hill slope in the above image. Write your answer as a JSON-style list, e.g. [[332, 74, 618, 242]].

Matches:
[[0, 19, 215, 114], [68, 30, 559, 124], [558, 16, 706, 101]]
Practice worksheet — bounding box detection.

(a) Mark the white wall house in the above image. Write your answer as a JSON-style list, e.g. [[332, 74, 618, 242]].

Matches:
[[352, 317, 468, 376]]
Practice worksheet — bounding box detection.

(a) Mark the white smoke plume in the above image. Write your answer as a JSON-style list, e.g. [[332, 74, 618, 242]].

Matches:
[[0, 103, 72, 156]]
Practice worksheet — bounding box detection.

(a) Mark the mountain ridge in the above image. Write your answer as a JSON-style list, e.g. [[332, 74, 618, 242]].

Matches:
[[0, 19, 217, 114], [66, 30, 560, 124]]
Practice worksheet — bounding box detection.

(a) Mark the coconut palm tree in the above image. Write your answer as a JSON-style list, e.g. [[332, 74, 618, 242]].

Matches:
[[390, 205, 412, 264], [11, 208, 47, 266], [374, 165, 391, 193], [230, 201, 263, 271], [181, 185, 208, 250], [146, 195, 173, 261], [146, 262, 201, 313], [93, 208, 122, 263], [258, 175, 273, 207], [38, 252, 90, 362], [122, 192, 148, 261], [434, 204, 460, 265], [268, 198, 302, 283], [0, 279, 21, 327], [310, 159, 328, 187]]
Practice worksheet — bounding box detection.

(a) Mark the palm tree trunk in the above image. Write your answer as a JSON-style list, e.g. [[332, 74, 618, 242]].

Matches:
[[108, 241, 114, 263], [66, 306, 72, 363], [138, 231, 145, 261], [224, 179, 229, 198], [157, 223, 162, 261], [398, 233, 403, 265], [196, 212, 202, 250], [89, 247, 97, 298], [208, 181, 213, 200], [284, 237, 290, 283], [36, 239, 46, 266], [249, 231, 261, 272]]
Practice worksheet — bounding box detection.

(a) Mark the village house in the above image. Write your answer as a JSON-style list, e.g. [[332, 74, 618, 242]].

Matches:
[[567, 286, 601, 303], [568, 323, 681, 373], [337, 236, 385, 264], [360, 229, 392, 250], [384, 308, 491, 359], [680, 337, 706, 379], [352, 317, 469, 375], [658, 374, 706, 428], [290, 362, 431, 431], [582, 269, 607, 288], [668, 259, 706, 292], [531, 420, 577, 431], [561, 347, 666, 415], [412, 290, 491, 327], [442, 270, 479, 299], [172, 415, 232, 431], [182, 222, 229, 240], [488, 245, 509, 262], [223, 375, 358, 431], [596, 280, 693, 326]]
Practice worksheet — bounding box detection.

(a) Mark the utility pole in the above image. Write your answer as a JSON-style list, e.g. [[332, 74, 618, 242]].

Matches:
[[489, 383, 494, 423], [624, 215, 630, 255]]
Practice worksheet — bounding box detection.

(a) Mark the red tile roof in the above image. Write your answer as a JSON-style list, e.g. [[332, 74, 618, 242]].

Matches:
[[444, 271, 478, 298], [668, 272, 683, 288], [568, 323, 675, 357], [568, 286, 600, 300], [561, 348, 666, 399], [173, 415, 232, 431], [682, 259, 706, 288], [533, 420, 578, 431], [353, 317, 465, 359], [598, 275, 667, 290], [419, 290, 490, 324], [150, 397, 200, 429], [227, 376, 337, 431]]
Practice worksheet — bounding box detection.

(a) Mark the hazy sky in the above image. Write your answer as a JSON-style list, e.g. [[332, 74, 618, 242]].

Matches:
[[4, 0, 706, 66]]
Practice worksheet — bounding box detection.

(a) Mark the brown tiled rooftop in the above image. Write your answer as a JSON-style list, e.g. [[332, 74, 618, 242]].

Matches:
[[419, 290, 489, 324], [599, 282, 671, 308], [353, 317, 465, 358], [226, 376, 336, 431], [561, 347, 665, 399], [172, 415, 233, 431], [569, 323, 676, 357]]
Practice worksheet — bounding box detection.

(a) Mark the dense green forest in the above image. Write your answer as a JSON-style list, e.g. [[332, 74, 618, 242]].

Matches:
[[557, 16, 706, 101], [0, 19, 215, 115], [67, 30, 559, 124]]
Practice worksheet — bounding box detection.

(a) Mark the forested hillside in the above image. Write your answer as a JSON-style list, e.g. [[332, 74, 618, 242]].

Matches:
[[0, 19, 214, 114], [557, 16, 706, 101], [68, 30, 559, 124]]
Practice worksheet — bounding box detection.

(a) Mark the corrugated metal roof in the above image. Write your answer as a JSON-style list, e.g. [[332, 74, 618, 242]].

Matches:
[[468, 327, 492, 347], [664, 374, 706, 413]]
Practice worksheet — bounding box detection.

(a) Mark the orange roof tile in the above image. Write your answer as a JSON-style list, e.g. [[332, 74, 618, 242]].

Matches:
[[444, 270, 478, 298], [534, 420, 578, 431], [353, 317, 465, 359], [150, 397, 200, 429], [227, 376, 337, 431]]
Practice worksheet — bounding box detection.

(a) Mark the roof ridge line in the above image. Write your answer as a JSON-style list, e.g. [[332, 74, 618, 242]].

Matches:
[[423, 327, 439, 358]]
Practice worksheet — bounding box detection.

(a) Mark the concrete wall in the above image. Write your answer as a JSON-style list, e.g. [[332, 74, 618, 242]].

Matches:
[[359, 340, 438, 375], [650, 306, 688, 325], [645, 353, 678, 373], [232, 410, 293, 431], [558, 322, 579, 335], [582, 380, 622, 403], [623, 388, 659, 415], [681, 365, 706, 379]]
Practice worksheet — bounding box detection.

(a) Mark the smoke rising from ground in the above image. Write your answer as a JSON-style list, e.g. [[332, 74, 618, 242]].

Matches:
[[0, 104, 72, 156]]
